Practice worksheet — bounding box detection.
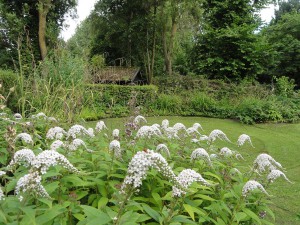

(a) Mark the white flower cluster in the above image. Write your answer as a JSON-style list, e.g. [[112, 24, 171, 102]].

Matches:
[[136, 126, 161, 139], [267, 170, 292, 183], [134, 115, 147, 125], [68, 138, 92, 152], [186, 127, 201, 136], [164, 127, 179, 139], [33, 150, 79, 174], [208, 129, 231, 144], [31, 112, 58, 122], [46, 127, 67, 140], [112, 129, 120, 139], [173, 123, 186, 132], [253, 153, 282, 173], [0, 171, 6, 176], [0, 187, 4, 201], [13, 113, 22, 120], [8, 149, 36, 168], [67, 125, 94, 139], [95, 121, 107, 132], [15, 171, 50, 199], [219, 147, 233, 157], [172, 169, 210, 197], [242, 180, 269, 197], [237, 134, 254, 147], [121, 150, 177, 192], [14, 133, 33, 144], [192, 123, 203, 131], [161, 119, 169, 130], [50, 140, 65, 151], [109, 140, 122, 159], [156, 144, 170, 157], [190, 148, 212, 166]]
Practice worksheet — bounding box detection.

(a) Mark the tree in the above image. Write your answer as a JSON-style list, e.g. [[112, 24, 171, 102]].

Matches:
[[262, 12, 300, 85], [0, 0, 76, 68], [190, 0, 273, 81]]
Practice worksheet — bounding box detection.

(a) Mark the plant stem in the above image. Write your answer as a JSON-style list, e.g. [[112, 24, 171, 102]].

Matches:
[[163, 198, 179, 225], [113, 189, 133, 225]]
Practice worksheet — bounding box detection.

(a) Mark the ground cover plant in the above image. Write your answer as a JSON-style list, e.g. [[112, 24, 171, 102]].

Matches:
[[0, 111, 297, 225]]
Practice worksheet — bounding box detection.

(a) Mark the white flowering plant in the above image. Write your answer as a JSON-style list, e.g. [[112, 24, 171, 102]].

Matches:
[[0, 114, 294, 225]]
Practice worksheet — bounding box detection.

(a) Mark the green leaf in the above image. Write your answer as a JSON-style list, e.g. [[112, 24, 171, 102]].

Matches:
[[234, 212, 248, 222], [35, 205, 67, 225], [97, 197, 108, 209], [215, 217, 226, 225], [171, 215, 197, 224], [142, 204, 161, 222], [183, 204, 195, 221], [194, 194, 216, 201], [136, 214, 151, 223], [151, 192, 162, 209], [242, 208, 262, 225], [73, 213, 85, 221], [81, 205, 111, 225]]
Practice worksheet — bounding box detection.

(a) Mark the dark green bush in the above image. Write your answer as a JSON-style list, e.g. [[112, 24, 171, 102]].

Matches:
[[0, 69, 19, 111]]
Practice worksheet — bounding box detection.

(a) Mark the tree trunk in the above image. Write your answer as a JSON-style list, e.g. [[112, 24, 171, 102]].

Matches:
[[38, 0, 51, 61]]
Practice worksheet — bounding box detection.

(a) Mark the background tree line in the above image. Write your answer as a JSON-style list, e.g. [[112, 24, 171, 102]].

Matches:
[[1, 0, 300, 86]]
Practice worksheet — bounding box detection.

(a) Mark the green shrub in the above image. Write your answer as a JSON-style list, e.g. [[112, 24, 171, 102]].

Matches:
[[153, 94, 182, 114], [0, 69, 19, 111], [275, 76, 295, 97]]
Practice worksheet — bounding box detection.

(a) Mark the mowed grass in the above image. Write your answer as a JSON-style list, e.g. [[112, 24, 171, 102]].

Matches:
[[94, 116, 300, 225]]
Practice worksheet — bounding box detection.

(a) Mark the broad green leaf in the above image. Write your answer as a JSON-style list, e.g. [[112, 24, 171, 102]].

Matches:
[[37, 198, 53, 208], [0, 209, 7, 223], [215, 217, 226, 225], [97, 197, 108, 209], [151, 192, 162, 209], [183, 204, 195, 221], [73, 213, 85, 221], [242, 208, 262, 225], [142, 204, 161, 222], [194, 194, 216, 201], [35, 205, 67, 224], [136, 214, 151, 223], [234, 212, 247, 222]]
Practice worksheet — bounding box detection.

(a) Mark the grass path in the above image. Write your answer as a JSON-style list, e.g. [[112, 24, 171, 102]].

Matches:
[[99, 116, 300, 225]]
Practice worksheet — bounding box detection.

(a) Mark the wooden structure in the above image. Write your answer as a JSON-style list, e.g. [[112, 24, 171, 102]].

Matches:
[[92, 66, 145, 85]]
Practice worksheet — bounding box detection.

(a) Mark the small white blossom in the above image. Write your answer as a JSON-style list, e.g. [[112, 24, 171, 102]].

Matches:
[[47, 117, 58, 122], [210, 154, 218, 160], [13, 113, 22, 120], [253, 154, 282, 173], [87, 128, 95, 137], [112, 129, 120, 139], [208, 129, 231, 144], [152, 123, 160, 128], [191, 148, 212, 166], [156, 144, 170, 157], [173, 123, 186, 132], [199, 135, 209, 141], [67, 125, 93, 139], [50, 140, 65, 151], [14, 133, 33, 144], [172, 169, 210, 197], [0, 171, 6, 176], [0, 187, 5, 201], [192, 122, 203, 131], [186, 127, 201, 136], [95, 121, 107, 132], [235, 153, 245, 161], [136, 126, 161, 139], [68, 139, 92, 152], [109, 140, 122, 159], [219, 147, 233, 157], [121, 150, 178, 192], [242, 180, 269, 197], [36, 112, 47, 119], [191, 138, 200, 143], [32, 150, 79, 174], [161, 119, 169, 130], [46, 127, 66, 140], [164, 127, 179, 139], [134, 115, 147, 125], [237, 134, 254, 147], [267, 170, 292, 183], [15, 171, 50, 199], [8, 149, 36, 168]]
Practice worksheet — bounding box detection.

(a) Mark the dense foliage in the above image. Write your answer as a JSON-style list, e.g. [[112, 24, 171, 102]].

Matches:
[[0, 112, 292, 224]]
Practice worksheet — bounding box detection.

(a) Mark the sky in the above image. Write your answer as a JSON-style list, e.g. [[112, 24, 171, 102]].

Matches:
[[60, 0, 277, 41]]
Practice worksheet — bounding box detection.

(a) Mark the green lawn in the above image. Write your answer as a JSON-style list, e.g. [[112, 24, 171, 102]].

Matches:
[[98, 116, 300, 225]]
